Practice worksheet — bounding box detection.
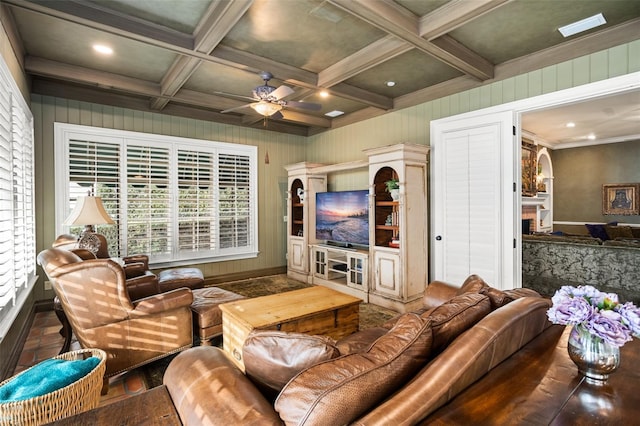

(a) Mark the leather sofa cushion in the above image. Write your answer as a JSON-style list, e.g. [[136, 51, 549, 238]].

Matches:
[[335, 326, 388, 355], [456, 274, 529, 309], [423, 293, 491, 353], [243, 331, 340, 395], [275, 313, 432, 426]]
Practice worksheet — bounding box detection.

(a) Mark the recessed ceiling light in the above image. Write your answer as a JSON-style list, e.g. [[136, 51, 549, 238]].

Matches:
[[319, 90, 329, 98], [566, 122, 576, 128], [325, 110, 344, 118], [587, 134, 596, 140], [93, 44, 113, 55], [385, 81, 396, 87], [558, 13, 606, 38]]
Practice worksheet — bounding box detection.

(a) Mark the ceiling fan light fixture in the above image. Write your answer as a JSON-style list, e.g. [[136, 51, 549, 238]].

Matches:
[[251, 101, 282, 117]]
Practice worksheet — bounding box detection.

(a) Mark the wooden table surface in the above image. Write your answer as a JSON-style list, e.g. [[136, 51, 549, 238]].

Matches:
[[424, 324, 640, 425], [48, 385, 180, 425], [218, 285, 361, 329]]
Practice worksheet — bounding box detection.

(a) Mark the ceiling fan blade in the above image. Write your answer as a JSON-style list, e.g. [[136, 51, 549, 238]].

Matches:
[[284, 100, 322, 111], [270, 111, 284, 120], [270, 85, 295, 100], [213, 91, 258, 102], [220, 103, 253, 114]]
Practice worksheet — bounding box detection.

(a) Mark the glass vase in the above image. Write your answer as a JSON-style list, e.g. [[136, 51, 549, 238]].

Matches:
[[567, 324, 620, 385]]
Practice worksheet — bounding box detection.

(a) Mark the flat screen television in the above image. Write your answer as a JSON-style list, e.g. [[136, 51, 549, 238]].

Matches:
[[316, 190, 369, 248]]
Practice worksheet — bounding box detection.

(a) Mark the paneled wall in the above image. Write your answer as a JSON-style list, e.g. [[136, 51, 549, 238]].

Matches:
[[31, 95, 307, 301]]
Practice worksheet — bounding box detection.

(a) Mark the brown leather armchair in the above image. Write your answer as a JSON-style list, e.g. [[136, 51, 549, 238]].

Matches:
[[52, 234, 161, 300], [37, 248, 194, 390]]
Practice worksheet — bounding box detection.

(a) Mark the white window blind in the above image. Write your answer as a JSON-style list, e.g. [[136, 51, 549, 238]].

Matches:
[[177, 149, 215, 255], [127, 144, 171, 259], [55, 124, 258, 266], [68, 139, 121, 256], [0, 75, 13, 310], [219, 153, 252, 249], [0, 56, 36, 332]]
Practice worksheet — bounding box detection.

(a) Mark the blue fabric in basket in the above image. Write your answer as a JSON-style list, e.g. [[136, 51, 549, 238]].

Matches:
[[0, 357, 100, 402]]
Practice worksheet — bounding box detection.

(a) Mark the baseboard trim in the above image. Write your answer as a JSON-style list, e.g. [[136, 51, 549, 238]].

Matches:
[[204, 266, 287, 286]]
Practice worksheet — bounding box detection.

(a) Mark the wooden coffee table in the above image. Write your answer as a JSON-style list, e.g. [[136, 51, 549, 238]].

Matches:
[[219, 286, 361, 370]]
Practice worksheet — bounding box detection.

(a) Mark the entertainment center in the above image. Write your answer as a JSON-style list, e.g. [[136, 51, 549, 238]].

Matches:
[[285, 143, 429, 312]]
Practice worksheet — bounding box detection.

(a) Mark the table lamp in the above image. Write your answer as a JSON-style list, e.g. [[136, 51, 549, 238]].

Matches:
[[64, 195, 115, 255]]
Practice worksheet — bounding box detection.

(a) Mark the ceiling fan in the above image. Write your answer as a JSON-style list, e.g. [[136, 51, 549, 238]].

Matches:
[[220, 71, 321, 120]]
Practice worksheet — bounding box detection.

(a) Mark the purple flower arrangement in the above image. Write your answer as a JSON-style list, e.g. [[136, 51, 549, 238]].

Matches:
[[547, 285, 640, 347]]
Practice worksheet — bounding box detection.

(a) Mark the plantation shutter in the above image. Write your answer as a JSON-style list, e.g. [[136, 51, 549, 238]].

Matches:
[[57, 124, 258, 265], [126, 144, 171, 258], [0, 76, 13, 308], [68, 139, 121, 256], [177, 149, 215, 255], [218, 153, 252, 250], [11, 104, 34, 290]]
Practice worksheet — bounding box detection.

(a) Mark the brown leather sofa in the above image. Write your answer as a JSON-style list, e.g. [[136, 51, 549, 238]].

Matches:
[[37, 248, 194, 388], [162, 276, 551, 425]]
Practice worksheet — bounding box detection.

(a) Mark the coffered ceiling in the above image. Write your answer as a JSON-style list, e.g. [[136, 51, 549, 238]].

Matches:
[[2, 0, 640, 137]]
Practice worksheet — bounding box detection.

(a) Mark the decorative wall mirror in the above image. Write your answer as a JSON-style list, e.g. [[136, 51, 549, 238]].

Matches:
[[521, 138, 537, 197]]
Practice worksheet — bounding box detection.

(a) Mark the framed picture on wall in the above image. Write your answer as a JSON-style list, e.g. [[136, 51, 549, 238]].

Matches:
[[602, 183, 640, 215], [521, 139, 537, 197]]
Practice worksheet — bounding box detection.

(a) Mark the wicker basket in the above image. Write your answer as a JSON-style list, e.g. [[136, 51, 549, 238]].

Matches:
[[0, 348, 106, 426]]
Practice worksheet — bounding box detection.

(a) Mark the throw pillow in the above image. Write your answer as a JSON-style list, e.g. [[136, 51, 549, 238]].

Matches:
[[456, 274, 489, 295], [585, 221, 617, 241], [605, 225, 634, 240], [242, 331, 340, 395], [422, 293, 492, 353], [275, 313, 433, 426]]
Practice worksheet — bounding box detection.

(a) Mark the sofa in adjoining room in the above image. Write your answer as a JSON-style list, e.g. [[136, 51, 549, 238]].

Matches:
[[522, 227, 640, 304], [162, 276, 550, 425]]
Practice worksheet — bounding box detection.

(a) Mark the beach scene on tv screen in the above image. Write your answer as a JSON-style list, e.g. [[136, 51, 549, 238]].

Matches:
[[316, 191, 369, 245]]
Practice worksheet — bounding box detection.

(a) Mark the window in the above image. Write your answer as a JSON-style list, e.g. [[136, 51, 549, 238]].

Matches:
[[0, 56, 36, 336], [55, 124, 258, 267]]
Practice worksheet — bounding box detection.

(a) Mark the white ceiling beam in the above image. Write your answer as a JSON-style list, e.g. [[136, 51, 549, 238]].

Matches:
[[150, 0, 252, 110], [329, 0, 494, 80], [318, 35, 412, 87], [419, 0, 512, 40], [25, 56, 161, 96]]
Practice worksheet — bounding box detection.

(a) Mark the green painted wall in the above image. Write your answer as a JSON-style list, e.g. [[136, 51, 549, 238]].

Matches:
[[553, 140, 640, 234]]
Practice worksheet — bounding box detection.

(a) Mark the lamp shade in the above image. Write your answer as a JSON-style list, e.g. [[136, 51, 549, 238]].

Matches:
[[64, 196, 115, 226], [250, 101, 282, 117]]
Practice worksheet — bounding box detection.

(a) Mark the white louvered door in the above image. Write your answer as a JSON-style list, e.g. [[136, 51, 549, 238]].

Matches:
[[431, 111, 517, 290]]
